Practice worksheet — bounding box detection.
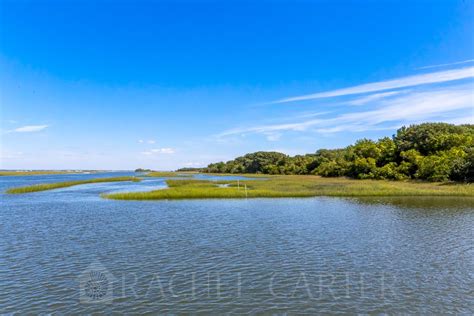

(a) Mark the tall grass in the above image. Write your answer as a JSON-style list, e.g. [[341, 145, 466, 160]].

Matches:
[[6, 176, 141, 194], [103, 175, 474, 200]]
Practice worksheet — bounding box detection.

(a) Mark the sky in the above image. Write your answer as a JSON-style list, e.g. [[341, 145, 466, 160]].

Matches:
[[1, 0, 473, 170]]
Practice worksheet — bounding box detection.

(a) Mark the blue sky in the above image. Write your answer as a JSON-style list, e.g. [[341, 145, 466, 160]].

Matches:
[[1, 0, 473, 170]]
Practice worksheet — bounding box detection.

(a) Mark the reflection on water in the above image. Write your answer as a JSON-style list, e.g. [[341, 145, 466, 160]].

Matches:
[[353, 196, 474, 209], [0, 173, 473, 314]]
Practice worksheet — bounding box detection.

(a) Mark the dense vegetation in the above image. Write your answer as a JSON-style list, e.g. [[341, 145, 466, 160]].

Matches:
[[175, 167, 205, 172], [6, 176, 140, 194], [205, 123, 474, 182], [135, 168, 153, 172], [103, 175, 474, 200]]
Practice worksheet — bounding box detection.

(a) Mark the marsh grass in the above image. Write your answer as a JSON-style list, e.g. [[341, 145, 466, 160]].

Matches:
[[103, 175, 474, 200], [6, 176, 141, 194]]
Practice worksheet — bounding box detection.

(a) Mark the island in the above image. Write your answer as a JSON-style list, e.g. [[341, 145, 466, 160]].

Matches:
[[6, 177, 141, 194]]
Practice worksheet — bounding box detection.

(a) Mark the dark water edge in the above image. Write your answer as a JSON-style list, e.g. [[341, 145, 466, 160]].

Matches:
[[0, 174, 473, 314], [352, 195, 474, 209]]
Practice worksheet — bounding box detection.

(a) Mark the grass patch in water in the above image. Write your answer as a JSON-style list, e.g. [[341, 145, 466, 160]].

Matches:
[[102, 175, 474, 200], [6, 176, 141, 194]]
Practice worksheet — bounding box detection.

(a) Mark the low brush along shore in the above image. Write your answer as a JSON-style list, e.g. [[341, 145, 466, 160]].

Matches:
[[102, 175, 474, 200], [6, 174, 472, 198]]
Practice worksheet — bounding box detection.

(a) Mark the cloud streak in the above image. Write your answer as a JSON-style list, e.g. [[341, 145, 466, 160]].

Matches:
[[346, 90, 406, 106], [138, 139, 156, 144], [11, 125, 49, 133], [141, 148, 176, 155], [416, 59, 474, 70], [272, 66, 474, 104], [219, 83, 474, 137]]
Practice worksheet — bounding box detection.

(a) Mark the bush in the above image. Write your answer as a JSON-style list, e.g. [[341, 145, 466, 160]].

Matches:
[[375, 162, 407, 180], [350, 157, 377, 179], [315, 160, 348, 177]]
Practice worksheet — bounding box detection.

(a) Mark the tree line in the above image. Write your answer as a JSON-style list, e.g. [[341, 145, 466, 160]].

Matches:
[[204, 123, 474, 182]]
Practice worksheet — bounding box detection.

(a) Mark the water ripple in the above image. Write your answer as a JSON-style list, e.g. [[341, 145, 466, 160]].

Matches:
[[0, 175, 473, 314]]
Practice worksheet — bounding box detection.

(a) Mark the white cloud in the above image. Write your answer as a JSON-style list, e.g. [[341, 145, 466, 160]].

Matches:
[[416, 59, 474, 70], [264, 132, 282, 141], [444, 116, 474, 125], [141, 148, 176, 155], [347, 90, 406, 106], [218, 83, 474, 137], [11, 125, 48, 133], [138, 139, 155, 144], [218, 119, 323, 137], [333, 86, 473, 128], [272, 66, 474, 103], [156, 148, 175, 154]]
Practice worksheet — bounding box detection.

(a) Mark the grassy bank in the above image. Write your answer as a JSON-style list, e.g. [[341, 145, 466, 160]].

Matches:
[[6, 176, 141, 194], [0, 170, 100, 176], [103, 175, 474, 200]]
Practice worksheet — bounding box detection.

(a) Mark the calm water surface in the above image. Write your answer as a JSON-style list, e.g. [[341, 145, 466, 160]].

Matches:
[[0, 173, 473, 314]]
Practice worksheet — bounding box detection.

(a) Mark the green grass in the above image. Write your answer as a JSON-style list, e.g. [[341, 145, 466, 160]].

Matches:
[[6, 176, 141, 194], [102, 175, 474, 200], [0, 170, 99, 176]]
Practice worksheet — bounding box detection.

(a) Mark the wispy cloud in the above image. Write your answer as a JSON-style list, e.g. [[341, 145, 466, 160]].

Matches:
[[151, 148, 175, 154], [217, 119, 323, 137], [138, 139, 156, 144], [416, 59, 474, 70], [219, 83, 474, 137], [272, 66, 474, 104], [346, 90, 407, 106], [264, 132, 282, 141], [11, 125, 48, 133], [141, 147, 176, 155], [325, 86, 473, 132]]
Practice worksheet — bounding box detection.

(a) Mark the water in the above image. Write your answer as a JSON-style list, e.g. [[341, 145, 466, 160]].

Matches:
[[1, 173, 473, 314]]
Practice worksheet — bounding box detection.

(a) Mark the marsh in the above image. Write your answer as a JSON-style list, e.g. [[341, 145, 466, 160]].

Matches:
[[1, 173, 472, 314]]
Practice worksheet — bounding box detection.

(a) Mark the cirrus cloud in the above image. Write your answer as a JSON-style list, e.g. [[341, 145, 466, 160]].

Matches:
[[141, 148, 176, 155], [11, 125, 49, 133], [272, 66, 474, 104], [218, 83, 474, 138]]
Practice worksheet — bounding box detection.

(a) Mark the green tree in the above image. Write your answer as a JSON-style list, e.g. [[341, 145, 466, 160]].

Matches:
[[205, 123, 473, 182], [394, 123, 474, 155]]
